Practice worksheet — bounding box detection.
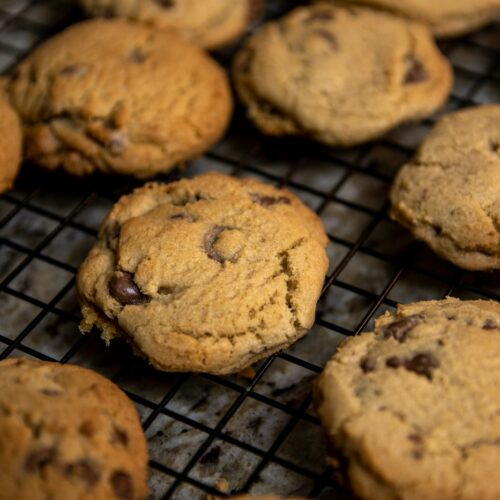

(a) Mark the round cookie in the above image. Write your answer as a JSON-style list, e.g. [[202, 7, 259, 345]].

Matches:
[[79, 0, 263, 49], [0, 358, 148, 500], [77, 172, 329, 375], [315, 298, 500, 500], [321, 0, 500, 38], [7, 19, 232, 178], [233, 4, 452, 148], [0, 97, 22, 193], [390, 105, 500, 271]]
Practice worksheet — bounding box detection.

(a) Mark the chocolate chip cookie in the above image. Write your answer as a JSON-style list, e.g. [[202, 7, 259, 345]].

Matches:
[[233, 4, 452, 147], [77, 172, 329, 374], [7, 19, 232, 178], [315, 298, 500, 500], [0, 358, 147, 500], [79, 0, 263, 49], [390, 105, 500, 271], [323, 0, 500, 38], [0, 96, 22, 193]]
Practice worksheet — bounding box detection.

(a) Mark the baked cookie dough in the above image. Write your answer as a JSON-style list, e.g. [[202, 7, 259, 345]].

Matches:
[[315, 298, 500, 500], [322, 0, 500, 38], [0, 358, 148, 500], [79, 0, 263, 49], [7, 19, 232, 178], [390, 105, 500, 271], [0, 96, 22, 193], [233, 3, 452, 147], [77, 172, 329, 374]]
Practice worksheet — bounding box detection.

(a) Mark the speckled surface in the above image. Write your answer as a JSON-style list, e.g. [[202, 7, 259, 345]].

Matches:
[[0, 1, 499, 499]]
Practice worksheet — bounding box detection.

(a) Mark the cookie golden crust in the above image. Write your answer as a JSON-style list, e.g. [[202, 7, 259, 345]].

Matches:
[[0, 97, 22, 193], [7, 19, 232, 178], [0, 358, 148, 500], [321, 0, 500, 38], [390, 105, 500, 271], [233, 4, 452, 147], [79, 0, 263, 49], [315, 298, 500, 500], [77, 172, 329, 375]]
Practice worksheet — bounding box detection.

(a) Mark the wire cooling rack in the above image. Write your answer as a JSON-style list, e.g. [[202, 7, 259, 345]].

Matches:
[[0, 1, 500, 498]]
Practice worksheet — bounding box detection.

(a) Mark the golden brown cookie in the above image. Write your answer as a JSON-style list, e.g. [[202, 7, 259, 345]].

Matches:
[[233, 3, 452, 147], [321, 0, 500, 38], [0, 358, 148, 500], [0, 96, 22, 192], [79, 0, 263, 49], [315, 298, 500, 500], [77, 172, 329, 374], [7, 19, 232, 178], [390, 105, 500, 271]]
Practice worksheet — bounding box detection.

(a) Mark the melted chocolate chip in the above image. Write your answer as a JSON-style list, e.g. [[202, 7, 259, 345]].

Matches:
[[250, 193, 291, 207], [109, 273, 149, 305], [403, 56, 428, 84], [405, 353, 439, 380], [25, 447, 57, 472], [63, 459, 100, 487], [360, 356, 375, 373], [203, 226, 229, 264], [154, 0, 174, 6], [129, 48, 147, 63], [110, 470, 133, 500], [60, 65, 86, 77], [483, 319, 497, 330], [111, 426, 128, 446], [40, 388, 63, 396], [383, 315, 420, 342], [386, 356, 403, 368], [313, 29, 338, 50]]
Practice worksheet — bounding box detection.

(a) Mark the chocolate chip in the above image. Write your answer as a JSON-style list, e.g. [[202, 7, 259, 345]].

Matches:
[[403, 56, 428, 84], [110, 470, 133, 500], [408, 433, 422, 443], [25, 447, 56, 472], [154, 0, 174, 6], [200, 446, 221, 465], [111, 426, 128, 446], [203, 226, 229, 264], [383, 315, 420, 342], [405, 352, 439, 380], [40, 388, 63, 396], [305, 10, 335, 22], [250, 193, 291, 207], [483, 319, 497, 330], [313, 29, 338, 50], [360, 356, 375, 373], [109, 272, 149, 305], [59, 65, 86, 77], [386, 356, 403, 368], [129, 48, 146, 63], [489, 140, 500, 153], [63, 459, 100, 487]]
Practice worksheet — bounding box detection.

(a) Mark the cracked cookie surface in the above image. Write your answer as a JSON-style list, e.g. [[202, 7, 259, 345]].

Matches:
[[0, 358, 147, 500], [321, 0, 500, 38], [314, 298, 500, 500], [77, 172, 329, 374], [0, 96, 22, 193], [79, 0, 263, 49], [390, 105, 500, 271], [232, 3, 452, 147], [7, 19, 232, 178]]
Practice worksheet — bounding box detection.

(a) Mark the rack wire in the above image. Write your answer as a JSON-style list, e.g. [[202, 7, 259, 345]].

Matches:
[[0, 1, 499, 498]]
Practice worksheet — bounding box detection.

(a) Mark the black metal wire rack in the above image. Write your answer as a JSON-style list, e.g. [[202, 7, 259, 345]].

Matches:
[[0, 0, 499, 498]]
